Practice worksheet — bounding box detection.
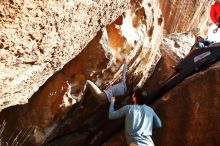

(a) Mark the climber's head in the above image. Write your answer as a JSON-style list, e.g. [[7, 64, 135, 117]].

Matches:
[[196, 35, 204, 42], [132, 88, 148, 105]]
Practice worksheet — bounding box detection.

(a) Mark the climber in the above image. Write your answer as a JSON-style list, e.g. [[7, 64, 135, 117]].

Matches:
[[194, 35, 211, 49], [109, 88, 162, 146], [210, 0, 220, 33], [78, 61, 133, 104]]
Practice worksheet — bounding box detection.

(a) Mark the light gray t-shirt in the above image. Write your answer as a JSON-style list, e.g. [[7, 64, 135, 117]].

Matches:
[[109, 104, 162, 145]]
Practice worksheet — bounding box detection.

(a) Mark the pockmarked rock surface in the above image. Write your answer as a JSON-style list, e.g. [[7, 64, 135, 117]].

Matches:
[[0, 0, 130, 110], [0, 0, 164, 145], [0, 0, 218, 146]]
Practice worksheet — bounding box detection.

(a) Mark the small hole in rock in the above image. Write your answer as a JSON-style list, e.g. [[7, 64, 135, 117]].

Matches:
[[147, 26, 154, 37], [158, 17, 163, 26], [4, 46, 9, 50], [0, 43, 4, 49], [174, 41, 180, 48]]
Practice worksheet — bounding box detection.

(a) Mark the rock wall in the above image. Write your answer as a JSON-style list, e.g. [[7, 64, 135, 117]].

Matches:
[[103, 32, 195, 146], [104, 63, 220, 146], [0, 0, 212, 111], [152, 62, 220, 146], [160, 0, 212, 34], [0, 0, 217, 146], [0, 0, 163, 145], [103, 34, 220, 146], [0, 0, 130, 110]]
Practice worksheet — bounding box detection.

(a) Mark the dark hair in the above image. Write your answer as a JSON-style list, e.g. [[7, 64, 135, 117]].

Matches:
[[134, 88, 148, 105], [196, 36, 205, 42]]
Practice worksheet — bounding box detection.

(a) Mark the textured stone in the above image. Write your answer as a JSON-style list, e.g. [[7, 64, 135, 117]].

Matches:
[[0, 0, 130, 110], [160, 0, 212, 34], [153, 62, 220, 146], [0, 0, 217, 146], [100, 0, 163, 88], [161, 33, 195, 59], [0, 0, 164, 145], [0, 0, 212, 110]]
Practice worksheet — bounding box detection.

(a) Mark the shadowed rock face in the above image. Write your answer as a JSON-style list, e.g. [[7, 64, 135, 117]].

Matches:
[[103, 42, 220, 146], [103, 60, 220, 146], [152, 61, 220, 146], [0, 0, 218, 146]]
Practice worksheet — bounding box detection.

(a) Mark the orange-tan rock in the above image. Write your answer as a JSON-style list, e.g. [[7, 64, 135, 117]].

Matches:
[[0, 0, 218, 146]]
